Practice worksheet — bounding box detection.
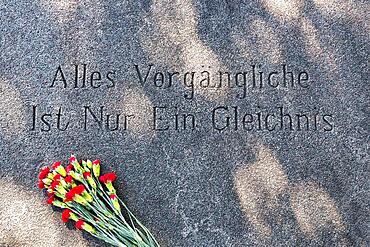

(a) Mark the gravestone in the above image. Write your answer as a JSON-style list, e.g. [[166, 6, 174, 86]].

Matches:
[[0, 0, 369, 246]]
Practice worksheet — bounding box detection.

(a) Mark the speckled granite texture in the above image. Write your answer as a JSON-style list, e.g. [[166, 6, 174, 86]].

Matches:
[[0, 1, 369, 247]]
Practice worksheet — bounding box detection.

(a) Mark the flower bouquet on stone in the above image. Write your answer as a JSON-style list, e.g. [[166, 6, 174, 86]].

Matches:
[[38, 155, 160, 247]]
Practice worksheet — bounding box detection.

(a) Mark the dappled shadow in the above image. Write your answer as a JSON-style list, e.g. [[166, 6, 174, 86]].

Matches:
[[313, 0, 369, 38], [142, 0, 229, 101], [262, 0, 303, 22], [121, 87, 156, 141], [234, 144, 288, 237], [290, 182, 346, 238], [40, 0, 78, 24], [0, 177, 89, 247], [234, 144, 350, 245]]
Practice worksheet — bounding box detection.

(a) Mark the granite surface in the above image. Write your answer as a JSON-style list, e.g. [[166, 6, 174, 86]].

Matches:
[[0, 0, 369, 246]]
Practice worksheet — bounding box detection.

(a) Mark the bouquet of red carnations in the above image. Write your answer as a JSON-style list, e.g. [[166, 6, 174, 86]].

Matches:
[[37, 155, 160, 247]]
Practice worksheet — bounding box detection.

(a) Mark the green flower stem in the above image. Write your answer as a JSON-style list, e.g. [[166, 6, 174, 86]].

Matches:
[[117, 197, 160, 247], [93, 181, 152, 247], [80, 195, 141, 246], [97, 184, 154, 247], [72, 202, 126, 246], [84, 170, 159, 247], [88, 204, 134, 241], [97, 186, 144, 242]]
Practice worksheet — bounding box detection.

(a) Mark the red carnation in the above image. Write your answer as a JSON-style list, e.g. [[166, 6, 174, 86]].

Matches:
[[74, 184, 85, 194], [66, 164, 74, 174], [54, 174, 61, 181], [110, 194, 117, 199], [65, 175, 73, 183], [38, 166, 50, 179], [75, 220, 84, 230], [65, 191, 74, 202], [47, 191, 54, 197], [65, 185, 85, 202], [93, 160, 100, 166], [65, 189, 77, 202], [47, 196, 54, 205], [83, 172, 91, 179], [99, 172, 117, 183], [52, 161, 61, 170], [69, 156, 77, 163], [50, 180, 60, 190], [38, 180, 45, 189], [62, 209, 72, 223]]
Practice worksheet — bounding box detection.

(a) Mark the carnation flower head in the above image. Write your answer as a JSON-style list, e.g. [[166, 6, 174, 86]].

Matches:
[[47, 191, 54, 197], [64, 193, 74, 202], [52, 161, 61, 170], [38, 180, 45, 189], [62, 209, 72, 223], [65, 184, 85, 202], [47, 196, 54, 205], [75, 220, 84, 230], [69, 155, 84, 174], [69, 156, 77, 164], [66, 164, 73, 173], [100, 173, 117, 194], [99, 172, 117, 183], [38, 166, 50, 179], [54, 174, 62, 181], [75, 220, 95, 234], [74, 184, 85, 194], [52, 161, 67, 177], [83, 172, 91, 179], [50, 180, 60, 190], [92, 160, 101, 177], [65, 175, 73, 183], [109, 194, 121, 213]]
